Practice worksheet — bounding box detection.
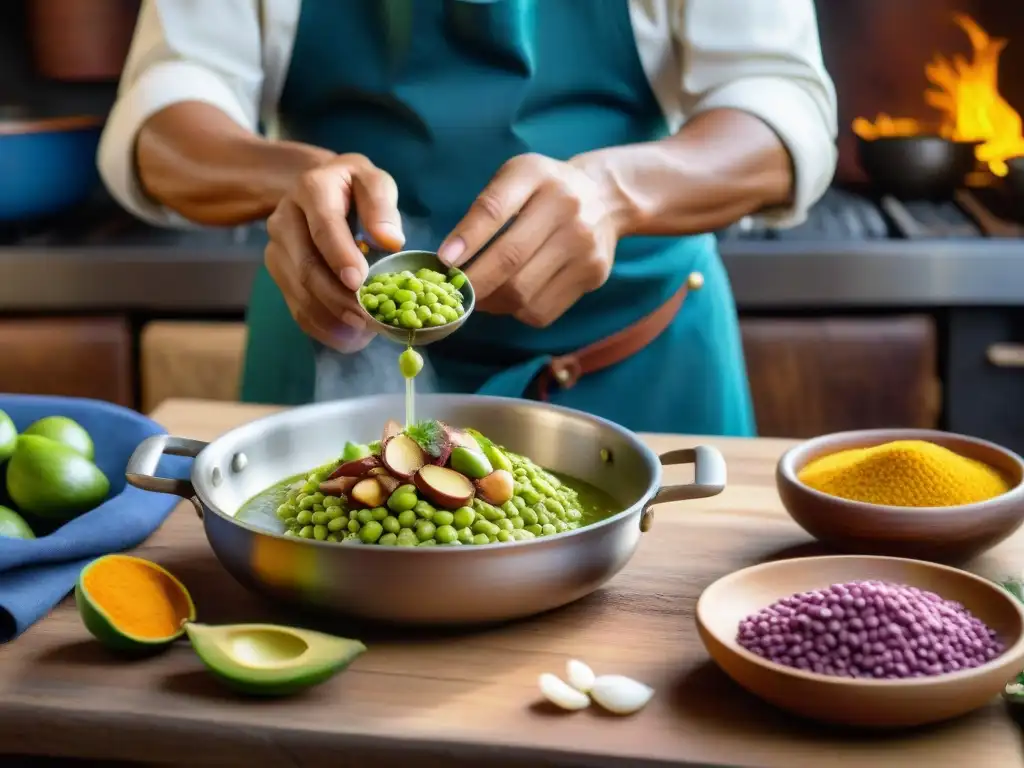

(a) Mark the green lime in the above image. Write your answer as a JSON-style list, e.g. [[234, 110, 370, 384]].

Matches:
[[23, 416, 94, 460], [0, 504, 34, 539], [6, 435, 109, 521], [0, 410, 16, 464]]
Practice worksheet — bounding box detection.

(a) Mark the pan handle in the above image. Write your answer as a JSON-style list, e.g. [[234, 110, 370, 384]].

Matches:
[[640, 445, 726, 532], [125, 434, 207, 499], [649, 445, 727, 506]]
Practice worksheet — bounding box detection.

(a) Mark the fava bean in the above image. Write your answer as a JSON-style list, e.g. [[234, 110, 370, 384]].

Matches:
[[388, 489, 418, 513], [432, 510, 455, 527], [360, 520, 384, 543], [397, 529, 419, 546], [472, 520, 500, 537], [435, 524, 458, 544], [416, 521, 437, 541], [453, 506, 475, 529]]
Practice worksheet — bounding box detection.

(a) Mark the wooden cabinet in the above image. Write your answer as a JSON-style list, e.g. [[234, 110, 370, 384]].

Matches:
[[740, 315, 940, 438], [945, 308, 1024, 456], [139, 321, 247, 413], [0, 316, 134, 406]]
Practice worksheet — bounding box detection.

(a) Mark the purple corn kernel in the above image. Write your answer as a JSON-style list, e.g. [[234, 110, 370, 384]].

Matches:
[[735, 579, 1005, 680]]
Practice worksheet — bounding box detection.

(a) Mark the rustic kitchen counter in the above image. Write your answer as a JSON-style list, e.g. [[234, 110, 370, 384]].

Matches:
[[1, 398, 1022, 768]]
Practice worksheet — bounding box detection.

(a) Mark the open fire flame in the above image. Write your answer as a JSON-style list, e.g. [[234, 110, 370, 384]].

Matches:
[[852, 14, 1024, 177]]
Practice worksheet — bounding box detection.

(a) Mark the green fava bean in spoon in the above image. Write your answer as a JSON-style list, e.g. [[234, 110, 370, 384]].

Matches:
[[184, 622, 366, 696]]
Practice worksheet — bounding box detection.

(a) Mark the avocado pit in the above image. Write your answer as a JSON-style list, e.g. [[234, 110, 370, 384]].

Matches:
[[224, 627, 309, 667]]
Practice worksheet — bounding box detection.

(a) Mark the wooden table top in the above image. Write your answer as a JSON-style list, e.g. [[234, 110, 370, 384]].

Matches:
[[2, 399, 1023, 768]]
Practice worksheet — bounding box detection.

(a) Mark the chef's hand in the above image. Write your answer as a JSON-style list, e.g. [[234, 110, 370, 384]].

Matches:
[[438, 153, 625, 328], [265, 154, 405, 352]]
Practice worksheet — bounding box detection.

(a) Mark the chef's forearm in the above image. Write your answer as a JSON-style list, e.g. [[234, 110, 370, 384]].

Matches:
[[575, 108, 794, 237], [135, 102, 334, 226]]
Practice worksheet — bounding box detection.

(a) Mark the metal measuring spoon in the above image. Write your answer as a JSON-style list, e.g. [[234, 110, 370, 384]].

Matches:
[[357, 249, 476, 347], [353, 215, 515, 347]]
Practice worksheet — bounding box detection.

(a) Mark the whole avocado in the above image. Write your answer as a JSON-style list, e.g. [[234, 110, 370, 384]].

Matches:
[[22, 416, 94, 460], [0, 410, 16, 464], [6, 435, 109, 520], [0, 505, 35, 539]]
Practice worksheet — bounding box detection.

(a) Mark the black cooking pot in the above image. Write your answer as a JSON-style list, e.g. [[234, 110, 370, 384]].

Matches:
[[1005, 156, 1024, 216], [857, 135, 979, 200]]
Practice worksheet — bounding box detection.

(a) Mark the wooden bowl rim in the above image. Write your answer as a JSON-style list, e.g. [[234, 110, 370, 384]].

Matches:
[[777, 428, 1024, 514], [696, 554, 1024, 688]]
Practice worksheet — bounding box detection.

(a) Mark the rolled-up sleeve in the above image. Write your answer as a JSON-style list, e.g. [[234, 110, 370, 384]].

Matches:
[[673, 0, 838, 227], [98, 0, 264, 227]]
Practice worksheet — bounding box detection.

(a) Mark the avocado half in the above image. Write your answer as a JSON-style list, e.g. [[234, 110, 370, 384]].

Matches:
[[184, 622, 367, 696], [76, 554, 196, 652]]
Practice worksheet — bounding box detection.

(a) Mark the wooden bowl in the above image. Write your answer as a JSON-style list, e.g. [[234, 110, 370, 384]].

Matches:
[[695, 555, 1024, 728], [776, 429, 1024, 563]]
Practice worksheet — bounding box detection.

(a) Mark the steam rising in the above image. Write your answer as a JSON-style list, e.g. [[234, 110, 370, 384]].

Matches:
[[314, 337, 439, 402]]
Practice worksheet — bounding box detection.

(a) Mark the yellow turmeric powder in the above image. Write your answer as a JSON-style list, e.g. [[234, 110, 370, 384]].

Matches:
[[82, 556, 192, 639], [798, 440, 1011, 507]]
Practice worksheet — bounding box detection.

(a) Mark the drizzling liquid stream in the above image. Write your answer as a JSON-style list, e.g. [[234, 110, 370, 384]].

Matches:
[[405, 376, 415, 427], [398, 345, 424, 428]]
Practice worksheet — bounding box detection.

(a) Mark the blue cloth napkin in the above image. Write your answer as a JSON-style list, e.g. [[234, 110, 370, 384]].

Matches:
[[0, 394, 193, 642]]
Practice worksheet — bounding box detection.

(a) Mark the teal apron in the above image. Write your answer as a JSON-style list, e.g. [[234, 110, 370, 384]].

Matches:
[[241, 0, 756, 436]]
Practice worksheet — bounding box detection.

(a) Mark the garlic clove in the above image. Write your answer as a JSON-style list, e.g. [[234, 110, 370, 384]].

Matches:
[[590, 674, 655, 715], [566, 658, 596, 692], [538, 672, 591, 711]]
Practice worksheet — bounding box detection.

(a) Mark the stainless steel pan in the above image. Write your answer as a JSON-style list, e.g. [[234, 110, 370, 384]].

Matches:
[[125, 395, 726, 625]]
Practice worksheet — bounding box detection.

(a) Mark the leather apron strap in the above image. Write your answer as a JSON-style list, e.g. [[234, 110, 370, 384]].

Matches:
[[536, 271, 704, 401]]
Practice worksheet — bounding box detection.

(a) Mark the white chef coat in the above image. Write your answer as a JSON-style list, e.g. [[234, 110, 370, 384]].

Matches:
[[98, 0, 838, 229]]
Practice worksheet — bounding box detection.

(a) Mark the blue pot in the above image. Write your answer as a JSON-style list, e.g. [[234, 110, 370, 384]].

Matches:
[[0, 115, 104, 223]]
